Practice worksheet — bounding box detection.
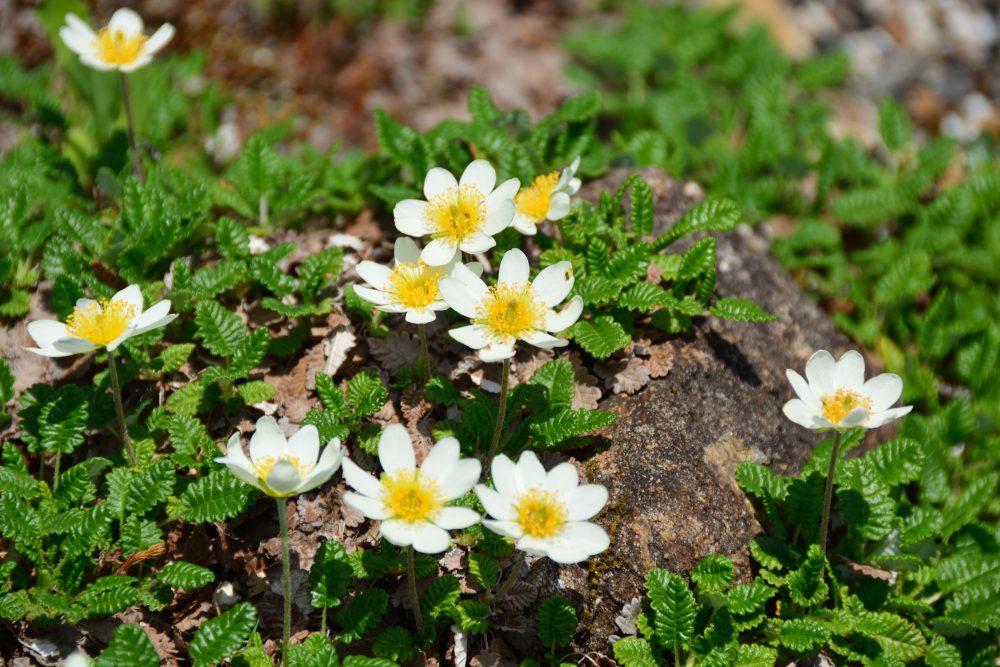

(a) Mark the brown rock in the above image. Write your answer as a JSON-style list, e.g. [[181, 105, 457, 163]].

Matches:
[[508, 169, 852, 655]]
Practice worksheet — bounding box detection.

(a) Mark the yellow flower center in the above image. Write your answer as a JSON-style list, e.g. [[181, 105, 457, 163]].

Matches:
[[387, 262, 443, 310], [475, 283, 547, 338], [94, 28, 147, 66], [65, 299, 138, 346], [382, 469, 444, 523], [426, 185, 487, 243], [514, 489, 567, 539], [515, 171, 560, 222], [820, 389, 873, 425], [252, 455, 315, 481]]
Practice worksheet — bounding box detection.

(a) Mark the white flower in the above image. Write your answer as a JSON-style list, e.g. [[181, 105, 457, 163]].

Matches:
[[64, 653, 92, 667], [393, 160, 518, 266], [216, 416, 344, 498], [26, 285, 176, 358], [476, 451, 610, 564], [784, 349, 913, 430], [438, 248, 583, 362], [354, 237, 481, 324], [511, 157, 582, 235], [341, 424, 482, 554], [60, 9, 175, 72]]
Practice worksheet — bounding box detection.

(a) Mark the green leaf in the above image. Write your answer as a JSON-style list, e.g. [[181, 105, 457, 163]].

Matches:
[[190, 602, 258, 666], [299, 247, 343, 300], [537, 595, 577, 648], [155, 343, 196, 375], [419, 574, 461, 627], [527, 360, 575, 412], [733, 644, 778, 667], [925, 636, 962, 667], [287, 632, 340, 667], [468, 552, 499, 590], [878, 96, 912, 150], [529, 408, 616, 447], [95, 624, 160, 667], [691, 555, 734, 594], [157, 561, 215, 591], [630, 177, 654, 237], [455, 599, 490, 635], [854, 611, 926, 661], [215, 216, 250, 260], [310, 540, 353, 609], [645, 569, 695, 649], [786, 544, 829, 607], [337, 588, 388, 643], [372, 626, 417, 662], [170, 468, 256, 523], [346, 372, 387, 418], [709, 298, 776, 322], [678, 236, 717, 281], [779, 618, 830, 654], [653, 198, 740, 249], [194, 301, 248, 357], [572, 316, 630, 359], [237, 380, 277, 405], [613, 637, 658, 667], [867, 437, 925, 486]]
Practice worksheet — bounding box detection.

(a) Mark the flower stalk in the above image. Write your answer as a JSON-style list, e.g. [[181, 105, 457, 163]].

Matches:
[[276, 497, 292, 664], [485, 357, 510, 466], [417, 323, 431, 381], [407, 547, 424, 635], [119, 73, 144, 182], [493, 550, 526, 604], [107, 349, 137, 467]]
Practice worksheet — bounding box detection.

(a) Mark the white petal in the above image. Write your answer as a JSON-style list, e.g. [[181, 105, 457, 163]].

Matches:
[[132, 300, 173, 334], [105, 328, 136, 352], [424, 168, 457, 200], [438, 459, 482, 500], [459, 160, 496, 195], [217, 458, 260, 489], [840, 407, 870, 428], [449, 262, 491, 297], [394, 200, 432, 237], [543, 463, 579, 497], [863, 373, 903, 412], [356, 260, 393, 291], [567, 177, 582, 195], [565, 485, 608, 521], [439, 278, 484, 319], [264, 459, 303, 496], [804, 350, 836, 396], [475, 485, 516, 521], [24, 345, 76, 358], [142, 23, 174, 57], [249, 416, 286, 463], [111, 284, 144, 324], [27, 320, 69, 348], [221, 432, 247, 464], [532, 262, 575, 307], [379, 519, 416, 548], [60, 22, 96, 56], [547, 522, 610, 563], [434, 507, 481, 530], [342, 457, 384, 499], [343, 491, 389, 520], [517, 535, 556, 557], [490, 177, 520, 203], [410, 522, 453, 554], [421, 239, 458, 267], [458, 232, 497, 255], [521, 330, 567, 349], [480, 341, 516, 362], [490, 454, 519, 499], [866, 406, 912, 428], [515, 451, 546, 491], [118, 55, 152, 72], [482, 519, 523, 540], [498, 249, 530, 285], [547, 192, 571, 220], [420, 437, 460, 483], [378, 424, 416, 475], [482, 198, 515, 235], [52, 337, 98, 356], [404, 308, 437, 324], [786, 369, 820, 409], [79, 54, 115, 71], [783, 398, 821, 430], [353, 285, 392, 306], [834, 350, 866, 392], [393, 236, 421, 264], [510, 212, 539, 236], [298, 443, 344, 493], [108, 8, 144, 36], [545, 296, 583, 333], [287, 424, 320, 466]]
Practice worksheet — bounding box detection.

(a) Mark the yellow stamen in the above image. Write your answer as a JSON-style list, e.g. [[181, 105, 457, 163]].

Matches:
[[426, 185, 487, 243], [387, 262, 443, 310], [475, 283, 546, 338], [252, 455, 314, 480], [820, 388, 872, 425], [94, 28, 147, 66], [515, 171, 560, 222], [382, 469, 444, 523], [514, 489, 567, 539], [65, 299, 138, 346]]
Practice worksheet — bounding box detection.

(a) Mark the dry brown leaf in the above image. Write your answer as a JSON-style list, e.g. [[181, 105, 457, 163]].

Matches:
[[369, 330, 421, 371], [503, 581, 538, 610], [323, 325, 357, 378], [602, 357, 651, 395], [637, 339, 675, 379]]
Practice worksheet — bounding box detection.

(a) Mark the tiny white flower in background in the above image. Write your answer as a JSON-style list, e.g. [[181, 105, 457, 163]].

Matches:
[[784, 349, 913, 431], [476, 451, 610, 564], [216, 416, 344, 498], [60, 9, 175, 72], [354, 237, 481, 325], [26, 284, 176, 358], [438, 248, 583, 362], [393, 160, 518, 266], [511, 157, 582, 235], [341, 424, 482, 554], [64, 653, 92, 667]]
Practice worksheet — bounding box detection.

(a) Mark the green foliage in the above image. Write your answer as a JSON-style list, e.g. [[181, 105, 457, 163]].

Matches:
[[310, 540, 353, 609], [95, 624, 161, 667], [190, 602, 258, 666], [537, 595, 577, 648]]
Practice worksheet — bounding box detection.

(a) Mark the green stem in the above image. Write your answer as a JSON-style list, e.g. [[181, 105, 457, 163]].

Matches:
[[119, 72, 144, 182], [484, 357, 511, 466], [674, 644, 680, 667], [417, 323, 431, 381], [819, 430, 843, 556], [320, 607, 327, 638], [52, 452, 61, 492], [277, 497, 292, 664], [493, 550, 526, 604], [107, 349, 137, 467], [407, 547, 424, 636]]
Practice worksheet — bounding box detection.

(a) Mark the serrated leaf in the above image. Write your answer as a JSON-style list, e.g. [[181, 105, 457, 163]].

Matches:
[[691, 555, 734, 594], [529, 408, 616, 447], [572, 316, 630, 359], [337, 588, 388, 643], [653, 198, 740, 249], [613, 637, 658, 667], [95, 624, 160, 667], [310, 540, 353, 609], [537, 595, 577, 647], [709, 298, 776, 322], [194, 301, 248, 357], [190, 602, 258, 666], [855, 611, 926, 661], [779, 618, 829, 654], [645, 569, 695, 649], [346, 372, 387, 418], [158, 561, 215, 590], [170, 468, 256, 523]]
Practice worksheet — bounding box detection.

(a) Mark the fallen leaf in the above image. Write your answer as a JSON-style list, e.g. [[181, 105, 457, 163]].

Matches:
[[369, 329, 421, 371], [323, 325, 357, 377]]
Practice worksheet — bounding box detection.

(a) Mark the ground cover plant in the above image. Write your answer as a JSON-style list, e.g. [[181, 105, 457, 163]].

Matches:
[[0, 1, 997, 665]]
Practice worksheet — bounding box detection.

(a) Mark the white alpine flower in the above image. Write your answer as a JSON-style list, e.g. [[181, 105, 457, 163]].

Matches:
[[438, 248, 583, 362], [354, 237, 481, 324], [216, 416, 344, 498], [476, 451, 610, 564], [64, 653, 92, 667], [26, 284, 176, 358], [784, 349, 913, 430], [393, 160, 518, 266], [59, 9, 175, 72], [511, 157, 582, 235], [341, 424, 482, 554]]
